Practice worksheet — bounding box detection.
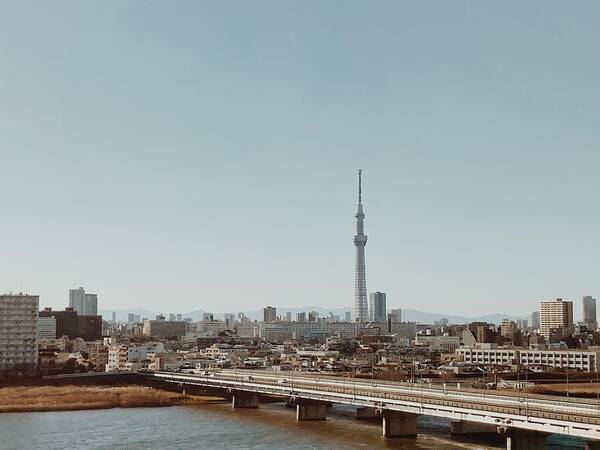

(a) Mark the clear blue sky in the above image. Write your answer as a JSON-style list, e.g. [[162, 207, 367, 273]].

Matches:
[[1, 1, 599, 318]]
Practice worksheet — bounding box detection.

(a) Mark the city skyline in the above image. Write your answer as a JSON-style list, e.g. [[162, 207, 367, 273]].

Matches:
[[2, 2, 600, 315], [3, 3, 600, 449]]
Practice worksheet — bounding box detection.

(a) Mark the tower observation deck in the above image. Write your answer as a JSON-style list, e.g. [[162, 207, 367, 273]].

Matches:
[[354, 170, 368, 321]]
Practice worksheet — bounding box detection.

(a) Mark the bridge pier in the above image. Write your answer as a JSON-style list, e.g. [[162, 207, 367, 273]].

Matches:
[[506, 430, 547, 450], [232, 392, 259, 409], [450, 421, 497, 435], [356, 406, 381, 420], [382, 411, 418, 438], [296, 401, 327, 421]]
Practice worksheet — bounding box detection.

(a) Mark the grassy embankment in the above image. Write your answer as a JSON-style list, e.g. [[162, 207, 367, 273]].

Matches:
[[0, 385, 224, 413]]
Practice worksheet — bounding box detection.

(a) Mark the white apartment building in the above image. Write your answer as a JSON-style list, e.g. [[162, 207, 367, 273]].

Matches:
[[106, 342, 166, 371], [457, 346, 600, 372], [415, 335, 461, 352], [519, 349, 599, 372], [0, 294, 39, 375], [457, 347, 519, 368], [106, 345, 128, 371]]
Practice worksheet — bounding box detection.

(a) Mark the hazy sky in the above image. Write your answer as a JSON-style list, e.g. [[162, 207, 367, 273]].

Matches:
[[1, 1, 599, 318]]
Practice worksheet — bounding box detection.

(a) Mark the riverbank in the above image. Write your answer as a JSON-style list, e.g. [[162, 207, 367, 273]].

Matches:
[[0, 385, 225, 413], [531, 382, 600, 397]]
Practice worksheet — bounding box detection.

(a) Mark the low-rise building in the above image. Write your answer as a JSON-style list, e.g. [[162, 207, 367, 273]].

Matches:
[[415, 335, 461, 352], [87, 341, 108, 372], [457, 346, 600, 372], [142, 320, 187, 338]]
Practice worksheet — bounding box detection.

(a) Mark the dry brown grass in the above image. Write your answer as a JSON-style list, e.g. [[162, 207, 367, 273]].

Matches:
[[530, 382, 600, 396], [0, 385, 223, 413]]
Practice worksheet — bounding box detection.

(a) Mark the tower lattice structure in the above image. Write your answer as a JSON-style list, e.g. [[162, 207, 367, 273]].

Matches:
[[353, 169, 368, 321]]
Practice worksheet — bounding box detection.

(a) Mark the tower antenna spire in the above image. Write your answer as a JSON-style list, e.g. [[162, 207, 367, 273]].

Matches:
[[358, 169, 362, 204], [353, 169, 368, 322]]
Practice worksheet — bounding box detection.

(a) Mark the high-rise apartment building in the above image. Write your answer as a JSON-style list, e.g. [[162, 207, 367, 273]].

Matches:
[[583, 296, 597, 330], [308, 311, 319, 322], [531, 311, 540, 330], [263, 306, 277, 322], [345, 311, 352, 322], [69, 287, 98, 316], [37, 316, 56, 340], [296, 312, 307, 322], [369, 292, 387, 321], [353, 170, 368, 321], [286, 312, 292, 322], [0, 294, 39, 376], [540, 298, 573, 339]]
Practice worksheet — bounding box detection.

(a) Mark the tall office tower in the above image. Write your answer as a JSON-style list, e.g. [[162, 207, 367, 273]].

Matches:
[[531, 311, 540, 330], [286, 312, 292, 322], [369, 292, 387, 321], [69, 287, 98, 315], [353, 170, 368, 321], [69, 287, 85, 314], [345, 311, 352, 322], [308, 311, 319, 322], [296, 312, 307, 322], [37, 315, 56, 340], [389, 308, 402, 322], [263, 306, 277, 322], [177, 313, 182, 322], [84, 293, 98, 316], [0, 294, 39, 376], [111, 311, 116, 323], [540, 298, 573, 339], [583, 296, 597, 330]]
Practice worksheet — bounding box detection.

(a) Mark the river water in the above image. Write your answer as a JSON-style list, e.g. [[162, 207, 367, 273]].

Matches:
[[0, 402, 586, 449]]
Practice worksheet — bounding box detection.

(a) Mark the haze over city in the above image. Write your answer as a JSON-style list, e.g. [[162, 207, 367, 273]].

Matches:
[[2, 1, 599, 317]]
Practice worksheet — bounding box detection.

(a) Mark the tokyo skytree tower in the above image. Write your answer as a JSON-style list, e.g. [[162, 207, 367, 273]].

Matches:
[[353, 169, 368, 321]]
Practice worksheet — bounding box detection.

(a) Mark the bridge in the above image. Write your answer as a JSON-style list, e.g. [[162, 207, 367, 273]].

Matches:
[[144, 369, 600, 449]]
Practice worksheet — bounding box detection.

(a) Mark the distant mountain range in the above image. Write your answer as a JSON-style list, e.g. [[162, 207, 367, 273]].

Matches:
[[99, 307, 527, 325]]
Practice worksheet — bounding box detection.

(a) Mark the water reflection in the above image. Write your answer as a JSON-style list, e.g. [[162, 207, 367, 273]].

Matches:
[[0, 402, 586, 449]]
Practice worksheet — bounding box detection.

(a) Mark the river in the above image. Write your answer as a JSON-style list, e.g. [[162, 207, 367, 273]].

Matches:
[[0, 402, 586, 449]]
